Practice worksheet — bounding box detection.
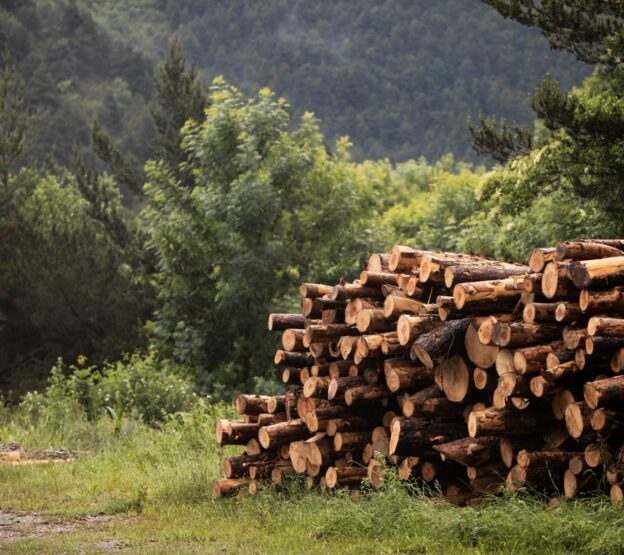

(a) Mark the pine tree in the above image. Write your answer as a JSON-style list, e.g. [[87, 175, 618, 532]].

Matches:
[[476, 1, 624, 224], [150, 35, 208, 188]]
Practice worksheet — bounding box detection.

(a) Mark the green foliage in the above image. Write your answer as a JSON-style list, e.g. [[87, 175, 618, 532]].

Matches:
[[475, 3, 624, 233], [0, 0, 155, 179], [144, 80, 384, 395], [0, 166, 153, 395], [150, 34, 208, 189], [13, 353, 196, 429], [65, 0, 589, 163]]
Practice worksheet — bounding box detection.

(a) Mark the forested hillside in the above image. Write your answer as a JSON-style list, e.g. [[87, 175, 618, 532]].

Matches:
[[3, 0, 589, 166], [0, 0, 154, 171]]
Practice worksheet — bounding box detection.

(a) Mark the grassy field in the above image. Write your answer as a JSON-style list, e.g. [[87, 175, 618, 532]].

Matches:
[[1, 401, 624, 554]]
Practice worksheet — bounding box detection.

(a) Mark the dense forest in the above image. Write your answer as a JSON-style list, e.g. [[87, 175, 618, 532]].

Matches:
[[0, 1, 622, 404], [1, 0, 589, 168]]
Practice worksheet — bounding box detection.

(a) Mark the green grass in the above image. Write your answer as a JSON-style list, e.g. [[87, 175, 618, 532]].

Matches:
[[1, 402, 624, 554]]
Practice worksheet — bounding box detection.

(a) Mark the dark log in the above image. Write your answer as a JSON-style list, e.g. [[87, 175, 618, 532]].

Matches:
[[224, 453, 277, 479], [274, 350, 313, 368], [268, 313, 306, 331], [410, 318, 470, 369], [389, 417, 467, 456], [433, 436, 500, 467], [215, 420, 259, 446]]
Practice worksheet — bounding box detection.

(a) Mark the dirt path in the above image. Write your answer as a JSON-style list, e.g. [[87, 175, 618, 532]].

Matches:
[[0, 511, 126, 551]]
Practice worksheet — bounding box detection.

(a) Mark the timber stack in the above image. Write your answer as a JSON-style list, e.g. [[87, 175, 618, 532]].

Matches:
[[213, 239, 624, 505]]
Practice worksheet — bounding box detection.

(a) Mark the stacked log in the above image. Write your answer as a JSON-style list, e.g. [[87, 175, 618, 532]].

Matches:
[[213, 240, 624, 504]]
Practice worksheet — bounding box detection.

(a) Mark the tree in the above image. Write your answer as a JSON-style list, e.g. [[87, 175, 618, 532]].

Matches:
[[150, 34, 208, 188], [0, 55, 34, 189], [144, 79, 382, 396], [474, 2, 624, 232]]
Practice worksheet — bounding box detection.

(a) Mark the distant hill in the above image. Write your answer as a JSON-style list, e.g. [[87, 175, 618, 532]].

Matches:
[[3, 0, 589, 166]]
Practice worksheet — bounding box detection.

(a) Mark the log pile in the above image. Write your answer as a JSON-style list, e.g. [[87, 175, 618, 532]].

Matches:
[[213, 240, 624, 504]]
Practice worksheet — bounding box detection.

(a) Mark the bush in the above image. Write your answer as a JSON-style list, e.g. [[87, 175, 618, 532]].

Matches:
[[16, 354, 196, 426]]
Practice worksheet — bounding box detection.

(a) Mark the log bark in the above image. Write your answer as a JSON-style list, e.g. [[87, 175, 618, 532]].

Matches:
[[274, 350, 313, 368], [224, 453, 277, 479], [568, 256, 624, 289], [330, 283, 382, 301], [384, 295, 435, 318], [268, 313, 306, 331], [344, 384, 392, 406], [433, 436, 501, 467], [493, 322, 561, 348], [325, 466, 368, 488], [327, 376, 366, 401], [555, 302, 583, 323], [444, 263, 530, 289], [303, 324, 360, 347], [453, 277, 525, 310], [216, 420, 259, 446], [555, 241, 624, 262], [584, 375, 624, 409], [579, 286, 624, 313], [360, 271, 399, 287], [300, 283, 334, 299], [383, 359, 434, 393], [513, 343, 562, 374], [420, 252, 487, 284], [587, 317, 624, 338], [389, 417, 466, 455], [404, 396, 465, 420], [258, 419, 310, 449], [410, 319, 470, 369], [468, 408, 549, 437]]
